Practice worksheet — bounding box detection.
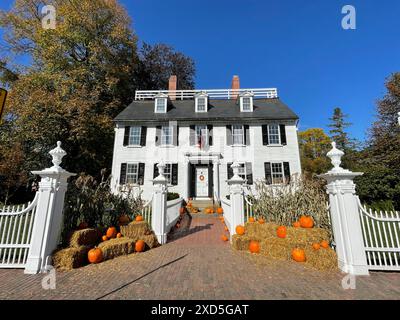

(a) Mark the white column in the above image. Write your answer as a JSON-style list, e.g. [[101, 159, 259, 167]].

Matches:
[[228, 162, 245, 238], [319, 142, 369, 276], [213, 160, 220, 200], [152, 161, 168, 245], [25, 142, 75, 274]]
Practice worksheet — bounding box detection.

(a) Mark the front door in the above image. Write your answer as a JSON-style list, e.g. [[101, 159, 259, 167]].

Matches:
[[195, 167, 209, 198]]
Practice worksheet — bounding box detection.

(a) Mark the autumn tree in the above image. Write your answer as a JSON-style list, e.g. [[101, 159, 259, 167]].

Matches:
[[298, 128, 331, 176], [0, 0, 196, 203]]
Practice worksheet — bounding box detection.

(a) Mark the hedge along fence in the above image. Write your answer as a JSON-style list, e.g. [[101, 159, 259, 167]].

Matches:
[[250, 175, 331, 236]]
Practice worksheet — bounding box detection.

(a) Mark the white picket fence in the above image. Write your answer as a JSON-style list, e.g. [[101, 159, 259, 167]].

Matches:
[[244, 195, 255, 222], [141, 196, 153, 225], [0, 194, 38, 268], [358, 198, 400, 271], [221, 197, 232, 234]]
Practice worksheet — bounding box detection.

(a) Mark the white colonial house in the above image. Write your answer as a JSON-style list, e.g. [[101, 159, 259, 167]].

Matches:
[[111, 75, 302, 201]]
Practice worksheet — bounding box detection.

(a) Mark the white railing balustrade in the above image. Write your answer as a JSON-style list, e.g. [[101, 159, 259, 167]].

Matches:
[[358, 198, 400, 271], [244, 195, 254, 223], [221, 197, 232, 235], [166, 198, 183, 233], [141, 196, 153, 226], [0, 195, 38, 268], [135, 88, 278, 100]]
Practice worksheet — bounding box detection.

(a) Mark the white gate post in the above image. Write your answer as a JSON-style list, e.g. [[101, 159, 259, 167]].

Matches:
[[25, 142, 75, 274], [152, 161, 168, 245], [319, 142, 369, 276], [228, 162, 245, 238]]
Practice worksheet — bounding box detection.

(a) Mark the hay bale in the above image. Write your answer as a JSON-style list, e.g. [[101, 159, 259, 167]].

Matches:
[[245, 222, 279, 239], [127, 234, 159, 249], [69, 228, 100, 248], [304, 247, 338, 271], [52, 246, 90, 270], [260, 238, 293, 260], [120, 221, 151, 239], [98, 238, 136, 260]]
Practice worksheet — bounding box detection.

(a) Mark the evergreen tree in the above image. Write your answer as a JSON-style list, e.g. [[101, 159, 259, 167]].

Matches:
[[328, 107, 353, 151]]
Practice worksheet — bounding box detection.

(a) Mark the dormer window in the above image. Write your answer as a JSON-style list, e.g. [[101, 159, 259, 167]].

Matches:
[[195, 92, 208, 113], [240, 92, 254, 112], [154, 93, 168, 113]]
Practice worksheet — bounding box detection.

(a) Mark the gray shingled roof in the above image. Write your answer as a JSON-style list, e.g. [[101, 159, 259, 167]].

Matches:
[[114, 98, 299, 122]]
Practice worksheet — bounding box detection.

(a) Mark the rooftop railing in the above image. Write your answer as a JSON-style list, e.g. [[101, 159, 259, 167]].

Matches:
[[134, 88, 278, 100]]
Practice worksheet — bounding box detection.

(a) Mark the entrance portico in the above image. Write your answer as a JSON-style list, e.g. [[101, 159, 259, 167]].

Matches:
[[184, 151, 222, 200]]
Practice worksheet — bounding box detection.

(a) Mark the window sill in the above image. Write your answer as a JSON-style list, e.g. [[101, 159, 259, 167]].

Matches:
[[266, 144, 284, 147], [159, 145, 176, 148], [126, 145, 143, 148], [230, 144, 247, 147]]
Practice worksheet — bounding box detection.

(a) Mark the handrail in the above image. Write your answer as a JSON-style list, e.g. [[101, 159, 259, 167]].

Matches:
[[0, 193, 39, 216], [357, 197, 399, 222]]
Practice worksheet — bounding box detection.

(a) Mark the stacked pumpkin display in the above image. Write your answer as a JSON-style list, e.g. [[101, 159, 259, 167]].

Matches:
[[231, 214, 337, 271]]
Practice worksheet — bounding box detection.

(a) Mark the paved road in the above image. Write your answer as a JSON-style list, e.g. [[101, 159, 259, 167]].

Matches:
[[0, 217, 399, 300]]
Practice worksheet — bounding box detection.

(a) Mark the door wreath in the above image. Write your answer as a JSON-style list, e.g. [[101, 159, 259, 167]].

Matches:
[[199, 175, 205, 181]]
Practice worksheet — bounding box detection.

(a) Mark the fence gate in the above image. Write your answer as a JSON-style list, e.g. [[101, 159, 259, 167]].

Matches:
[[358, 197, 400, 271], [0, 193, 38, 268]]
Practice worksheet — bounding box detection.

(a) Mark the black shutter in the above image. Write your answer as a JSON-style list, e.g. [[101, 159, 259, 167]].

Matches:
[[227, 162, 233, 180], [264, 162, 272, 185], [189, 125, 196, 145], [280, 124, 287, 145], [189, 164, 196, 198], [244, 125, 250, 146], [226, 125, 232, 146], [155, 126, 161, 146], [138, 163, 145, 185], [208, 164, 213, 197], [246, 162, 253, 185], [262, 125, 269, 145], [171, 163, 178, 185], [140, 127, 147, 146], [207, 125, 213, 146], [283, 162, 291, 184], [120, 163, 127, 185], [123, 126, 130, 146], [153, 163, 159, 179]]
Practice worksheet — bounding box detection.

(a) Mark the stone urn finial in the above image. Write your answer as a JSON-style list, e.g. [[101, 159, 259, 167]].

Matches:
[[327, 142, 345, 172], [49, 141, 67, 170], [231, 162, 242, 178], [157, 161, 166, 176]]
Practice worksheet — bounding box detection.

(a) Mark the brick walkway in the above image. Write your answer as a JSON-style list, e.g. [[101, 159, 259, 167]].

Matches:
[[0, 217, 399, 300]]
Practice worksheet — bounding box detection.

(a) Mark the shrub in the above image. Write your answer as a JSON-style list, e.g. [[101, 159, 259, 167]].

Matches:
[[250, 175, 331, 233], [167, 192, 180, 201]]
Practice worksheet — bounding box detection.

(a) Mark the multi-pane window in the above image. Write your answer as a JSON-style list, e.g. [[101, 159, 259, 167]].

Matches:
[[268, 124, 280, 145], [155, 98, 167, 113], [271, 162, 284, 184], [164, 163, 172, 184], [126, 163, 139, 184], [232, 125, 244, 145], [128, 126, 141, 145], [195, 125, 208, 147], [161, 126, 173, 145], [237, 163, 246, 180], [196, 97, 207, 112], [242, 97, 252, 111]]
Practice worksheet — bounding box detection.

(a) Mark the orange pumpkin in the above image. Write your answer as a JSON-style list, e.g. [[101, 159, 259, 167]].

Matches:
[[291, 248, 306, 262], [249, 240, 260, 254], [106, 227, 117, 239], [220, 218, 225, 223], [258, 218, 265, 224], [221, 235, 229, 242], [118, 215, 130, 225], [88, 248, 103, 264], [102, 235, 108, 242], [276, 226, 287, 238], [205, 208, 212, 214], [78, 221, 88, 230], [235, 225, 245, 235], [312, 243, 321, 250], [135, 215, 144, 222], [293, 221, 301, 228], [217, 207, 224, 214], [248, 217, 255, 223], [135, 240, 146, 252], [321, 240, 329, 249], [299, 216, 314, 228], [224, 226, 229, 232]]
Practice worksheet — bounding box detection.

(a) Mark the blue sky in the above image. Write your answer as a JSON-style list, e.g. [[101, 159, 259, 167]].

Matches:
[[1, 0, 400, 142]]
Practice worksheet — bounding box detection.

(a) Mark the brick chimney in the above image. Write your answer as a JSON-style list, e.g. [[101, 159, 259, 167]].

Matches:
[[231, 75, 240, 99], [168, 75, 177, 100]]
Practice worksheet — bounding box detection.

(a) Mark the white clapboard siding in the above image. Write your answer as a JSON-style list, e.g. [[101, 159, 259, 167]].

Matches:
[[358, 197, 400, 271], [0, 193, 38, 268]]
